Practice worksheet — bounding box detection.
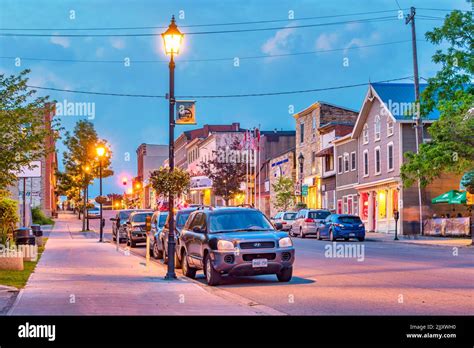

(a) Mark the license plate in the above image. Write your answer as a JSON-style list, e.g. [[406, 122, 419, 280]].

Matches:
[[349, 233, 355, 237], [252, 258, 268, 268]]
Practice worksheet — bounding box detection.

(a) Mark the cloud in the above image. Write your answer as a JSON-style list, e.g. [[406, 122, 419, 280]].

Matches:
[[315, 32, 339, 50], [261, 27, 297, 55], [110, 38, 125, 50], [50, 35, 70, 48]]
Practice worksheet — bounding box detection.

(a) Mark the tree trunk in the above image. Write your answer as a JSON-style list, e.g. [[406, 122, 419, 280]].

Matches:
[[224, 198, 229, 207]]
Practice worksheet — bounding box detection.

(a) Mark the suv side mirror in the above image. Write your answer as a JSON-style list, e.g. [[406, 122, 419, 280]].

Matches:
[[274, 222, 283, 230]]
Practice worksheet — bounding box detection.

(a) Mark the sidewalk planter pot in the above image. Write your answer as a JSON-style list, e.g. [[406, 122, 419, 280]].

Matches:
[[0, 254, 24, 271]]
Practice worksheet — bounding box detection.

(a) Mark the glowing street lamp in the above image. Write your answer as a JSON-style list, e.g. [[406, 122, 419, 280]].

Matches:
[[96, 145, 106, 242], [162, 15, 184, 280]]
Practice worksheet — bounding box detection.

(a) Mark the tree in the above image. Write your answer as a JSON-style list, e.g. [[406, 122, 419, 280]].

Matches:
[[272, 176, 295, 212], [199, 139, 246, 206], [401, 8, 474, 188], [60, 120, 113, 227], [0, 69, 60, 190], [149, 167, 190, 201], [461, 170, 474, 194]]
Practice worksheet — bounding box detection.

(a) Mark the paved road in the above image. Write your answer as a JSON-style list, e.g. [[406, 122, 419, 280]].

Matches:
[[95, 210, 474, 315]]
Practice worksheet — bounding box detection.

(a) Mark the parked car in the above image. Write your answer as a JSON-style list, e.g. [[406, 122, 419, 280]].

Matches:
[[124, 211, 154, 247], [160, 207, 198, 265], [110, 209, 139, 243], [176, 207, 295, 286], [292, 209, 331, 238], [150, 211, 169, 259], [316, 214, 365, 241], [272, 211, 297, 232], [87, 207, 100, 218]]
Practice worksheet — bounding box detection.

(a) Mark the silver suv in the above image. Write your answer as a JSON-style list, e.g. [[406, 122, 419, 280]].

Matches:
[[271, 211, 297, 232], [292, 209, 331, 238]]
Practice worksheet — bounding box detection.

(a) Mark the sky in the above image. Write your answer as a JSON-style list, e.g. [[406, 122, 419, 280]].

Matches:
[[0, 0, 471, 197]]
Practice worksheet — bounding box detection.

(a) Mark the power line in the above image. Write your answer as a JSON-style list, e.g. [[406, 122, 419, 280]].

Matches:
[[0, 9, 406, 31], [1, 39, 416, 64], [26, 76, 413, 99], [0, 16, 399, 37]]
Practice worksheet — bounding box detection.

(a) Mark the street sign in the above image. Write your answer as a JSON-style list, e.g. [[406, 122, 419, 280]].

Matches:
[[302, 185, 309, 197], [176, 100, 196, 125]]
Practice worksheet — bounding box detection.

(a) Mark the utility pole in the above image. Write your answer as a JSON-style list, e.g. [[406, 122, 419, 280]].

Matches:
[[406, 6, 424, 235]]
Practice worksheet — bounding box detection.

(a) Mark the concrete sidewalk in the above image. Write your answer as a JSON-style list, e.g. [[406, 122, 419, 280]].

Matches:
[[8, 213, 265, 315], [365, 231, 472, 248]]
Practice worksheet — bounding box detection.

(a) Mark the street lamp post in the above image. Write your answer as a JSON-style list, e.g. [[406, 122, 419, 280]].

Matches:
[[162, 15, 183, 280], [96, 146, 106, 242], [298, 153, 304, 203]]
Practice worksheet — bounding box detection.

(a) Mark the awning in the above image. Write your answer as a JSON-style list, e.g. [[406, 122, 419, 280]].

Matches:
[[431, 189, 462, 204], [450, 191, 467, 204], [315, 146, 334, 157]]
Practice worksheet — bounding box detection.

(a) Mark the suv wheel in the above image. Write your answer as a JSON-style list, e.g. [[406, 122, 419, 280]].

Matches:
[[300, 227, 305, 238], [204, 255, 221, 286], [289, 228, 294, 237], [152, 239, 163, 259], [174, 250, 182, 269], [277, 266, 293, 282], [316, 229, 322, 240], [329, 229, 335, 242], [181, 250, 196, 279], [162, 242, 168, 264]]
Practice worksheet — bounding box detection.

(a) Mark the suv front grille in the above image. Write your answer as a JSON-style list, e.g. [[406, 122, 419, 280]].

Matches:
[[240, 241, 275, 249], [243, 253, 276, 261]]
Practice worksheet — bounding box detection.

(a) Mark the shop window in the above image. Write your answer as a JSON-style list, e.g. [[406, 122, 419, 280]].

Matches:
[[337, 199, 342, 214], [343, 196, 348, 214], [378, 191, 387, 219], [361, 192, 369, 220], [353, 198, 359, 216]]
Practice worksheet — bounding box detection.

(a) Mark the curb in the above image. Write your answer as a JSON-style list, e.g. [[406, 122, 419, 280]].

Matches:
[[104, 237, 286, 315], [365, 237, 472, 248]]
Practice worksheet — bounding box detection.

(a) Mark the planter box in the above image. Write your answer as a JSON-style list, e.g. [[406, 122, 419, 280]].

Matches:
[[0, 255, 24, 271]]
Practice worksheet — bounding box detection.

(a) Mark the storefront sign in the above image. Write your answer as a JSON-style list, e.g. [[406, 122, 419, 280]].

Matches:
[[302, 185, 308, 197]]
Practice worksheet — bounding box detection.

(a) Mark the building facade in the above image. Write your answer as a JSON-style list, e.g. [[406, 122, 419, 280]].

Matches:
[[294, 102, 358, 209], [267, 148, 296, 218]]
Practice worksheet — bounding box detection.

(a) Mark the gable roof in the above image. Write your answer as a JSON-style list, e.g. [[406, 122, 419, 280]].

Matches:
[[351, 82, 440, 139]]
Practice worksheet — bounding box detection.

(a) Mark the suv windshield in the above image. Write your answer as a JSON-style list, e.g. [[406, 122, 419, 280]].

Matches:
[[337, 216, 362, 224], [283, 212, 297, 220], [158, 213, 168, 227], [309, 211, 331, 220], [209, 210, 274, 233], [132, 213, 153, 223], [176, 212, 192, 228]]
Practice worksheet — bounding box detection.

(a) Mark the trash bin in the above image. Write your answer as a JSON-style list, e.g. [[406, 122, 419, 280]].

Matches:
[[31, 224, 43, 246], [14, 228, 36, 245]]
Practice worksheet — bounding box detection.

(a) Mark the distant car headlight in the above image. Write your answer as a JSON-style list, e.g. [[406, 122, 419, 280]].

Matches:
[[279, 237, 293, 248], [217, 240, 234, 251]]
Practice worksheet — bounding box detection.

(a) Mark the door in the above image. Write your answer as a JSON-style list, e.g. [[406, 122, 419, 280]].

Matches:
[[320, 216, 332, 237], [372, 193, 377, 231]]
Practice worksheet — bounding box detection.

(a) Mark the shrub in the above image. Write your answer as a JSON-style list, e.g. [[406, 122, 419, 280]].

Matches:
[[0, 197, 19, 244], [31, 207, 54, 225]]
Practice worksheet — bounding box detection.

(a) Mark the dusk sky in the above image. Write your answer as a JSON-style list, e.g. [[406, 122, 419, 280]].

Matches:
[[0, 0, 470, 196]]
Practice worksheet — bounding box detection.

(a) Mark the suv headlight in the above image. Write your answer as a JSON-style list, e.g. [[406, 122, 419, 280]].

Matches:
[[217, 240, 234, 251], [279, 237, 293, 248]]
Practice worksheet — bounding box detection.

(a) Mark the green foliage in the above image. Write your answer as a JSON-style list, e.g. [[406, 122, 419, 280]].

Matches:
[[461, 170, 474, 193], [295, 202, 307, 210], [150, 167, 190, 198], [272, 176, 295, 211], [31, 207, 54, 225], [401, 8, 474, 188], [59, 120, 114, 206], [199, 139, 246, 204], [0, 70, 61, 189], [0, 197, 19, 244]]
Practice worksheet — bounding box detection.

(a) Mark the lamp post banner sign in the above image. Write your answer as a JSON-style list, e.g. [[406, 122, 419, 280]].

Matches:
[[176, 100, 196, 125]]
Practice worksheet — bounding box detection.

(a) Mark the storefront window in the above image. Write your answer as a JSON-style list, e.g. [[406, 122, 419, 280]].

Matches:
[[378, 190, 386, 219], [361, 192, 369, 220]]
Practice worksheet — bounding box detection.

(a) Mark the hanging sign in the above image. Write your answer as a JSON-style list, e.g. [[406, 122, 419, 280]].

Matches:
[[176, 100, 196, 125]]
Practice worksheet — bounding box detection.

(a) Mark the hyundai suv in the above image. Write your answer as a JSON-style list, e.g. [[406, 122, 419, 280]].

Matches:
[[176, 207, 295, 286]]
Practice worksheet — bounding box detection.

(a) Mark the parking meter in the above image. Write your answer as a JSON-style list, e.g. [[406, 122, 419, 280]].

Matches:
[[145, 215, 151, 265], [393, 210, 399, 240]]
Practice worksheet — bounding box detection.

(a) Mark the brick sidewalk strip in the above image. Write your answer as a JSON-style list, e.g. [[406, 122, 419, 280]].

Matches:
[[8, 213, 262, 315]]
